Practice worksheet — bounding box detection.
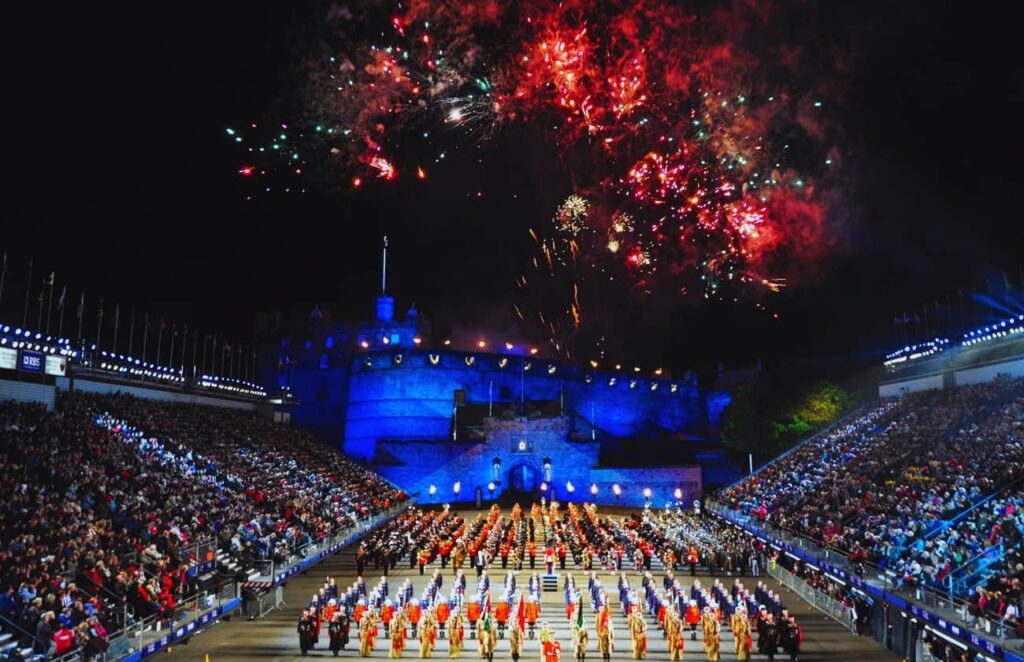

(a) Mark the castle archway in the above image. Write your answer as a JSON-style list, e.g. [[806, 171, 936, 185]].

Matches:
[[508, 462, 540, 492]]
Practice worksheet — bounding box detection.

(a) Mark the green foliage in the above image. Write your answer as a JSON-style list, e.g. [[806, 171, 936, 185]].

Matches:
[[720, 378, 852, 461]]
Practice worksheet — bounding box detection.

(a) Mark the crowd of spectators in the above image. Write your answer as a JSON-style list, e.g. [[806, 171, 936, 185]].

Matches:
[[1, 391, 406, 659], [719, 376, 1024, 606], [90, 393, 405, 565]]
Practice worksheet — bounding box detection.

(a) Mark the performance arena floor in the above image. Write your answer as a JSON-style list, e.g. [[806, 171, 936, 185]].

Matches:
[[162, 511, 900, 662]]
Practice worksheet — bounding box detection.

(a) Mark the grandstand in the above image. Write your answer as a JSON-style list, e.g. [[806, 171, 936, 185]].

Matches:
[[0, 389, 408, 660], [1, 249, 1022, 662], [712, 358, 1024, 661]]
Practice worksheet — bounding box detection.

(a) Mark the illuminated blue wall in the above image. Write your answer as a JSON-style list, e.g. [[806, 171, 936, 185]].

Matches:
[[374, 416, 703, 508], [286, 347, 729, 504], [329, 349, 718, 460]]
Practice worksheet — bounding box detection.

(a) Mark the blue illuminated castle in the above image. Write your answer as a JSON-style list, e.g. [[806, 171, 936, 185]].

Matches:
[[276, 241, 733, 507]]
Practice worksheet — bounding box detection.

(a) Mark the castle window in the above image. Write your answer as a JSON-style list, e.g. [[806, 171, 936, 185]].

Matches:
[[326, 336, 335, 349]]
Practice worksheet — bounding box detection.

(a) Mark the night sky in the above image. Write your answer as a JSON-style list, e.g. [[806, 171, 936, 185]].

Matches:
[[1, 1, 1021, 376]]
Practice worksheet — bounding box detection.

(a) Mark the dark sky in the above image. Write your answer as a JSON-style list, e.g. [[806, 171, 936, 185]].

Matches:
[[1, 1, 1021, 375]]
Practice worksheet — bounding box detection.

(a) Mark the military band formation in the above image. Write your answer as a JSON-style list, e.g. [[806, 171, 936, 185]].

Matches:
[[298, 503, 803, 661]]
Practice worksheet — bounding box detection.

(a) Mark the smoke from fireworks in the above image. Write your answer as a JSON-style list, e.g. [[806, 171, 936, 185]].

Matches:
[[229, 0, 847, 356]]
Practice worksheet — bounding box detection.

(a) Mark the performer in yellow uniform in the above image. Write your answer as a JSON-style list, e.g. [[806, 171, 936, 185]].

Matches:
[[360, 611, 378, 657], [666, 612, 684, 662], [421, 612, 438, 658], [449, 611, 465, 659], [732, 608, 752, 661], [573, 625, 589, 662], [509, 622, 524, 662], [701, 610, 720, 662], [628, 609, 646, 660], [390, 611, 407, 658]]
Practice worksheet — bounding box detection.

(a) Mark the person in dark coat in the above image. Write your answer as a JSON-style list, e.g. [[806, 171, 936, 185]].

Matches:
[[784, 616, 801, 662], [758, 614, 779, 662], [339, 607, 352, 649], [34, 611, 55, 656], [298, 609, 314, 656], [329, 614, 346, 656]]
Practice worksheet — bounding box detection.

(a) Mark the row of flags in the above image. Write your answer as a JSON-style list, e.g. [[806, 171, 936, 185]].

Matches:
[[0, 254, 252, 380]]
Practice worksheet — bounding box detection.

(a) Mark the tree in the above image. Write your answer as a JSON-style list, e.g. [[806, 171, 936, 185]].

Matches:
[[720, 378, 852, 464]]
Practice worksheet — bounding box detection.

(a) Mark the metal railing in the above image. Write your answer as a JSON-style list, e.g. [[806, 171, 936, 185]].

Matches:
[[108, 579, 239, 659], [770, 563, 853, 627], [246, 503, 411, 584]]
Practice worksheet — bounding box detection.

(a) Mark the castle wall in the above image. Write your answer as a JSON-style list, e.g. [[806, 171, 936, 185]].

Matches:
[[332, 349, 710, 459], [372, 414, 702, 508]]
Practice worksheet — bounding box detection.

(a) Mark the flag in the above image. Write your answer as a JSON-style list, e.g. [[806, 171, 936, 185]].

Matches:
[[57, 286, 66, 309], [482, 590, 492, 633], [576, 596, 583, 630], [45, 271, 54, 286], [76, 293, 85, 319], [516, 591, 526, 633], [37, 286, 44, 303]]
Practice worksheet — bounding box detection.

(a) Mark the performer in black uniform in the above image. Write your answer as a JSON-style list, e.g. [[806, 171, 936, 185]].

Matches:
[[298, 609, 314, 656]]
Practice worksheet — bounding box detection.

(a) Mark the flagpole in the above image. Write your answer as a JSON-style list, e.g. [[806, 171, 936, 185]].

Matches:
[[202, 336, 209, 376], [128, 310, 135, 358], [22, 260, 32, 328], [181, 323, 188, 373], [96, 298, 104, 349], [36, 282, 44, 332], [192, 332, 199, 382], [169, 324, 176, 370], [142, 313, 149, 362], [45, 274, 55, 336], [57, 287, 67, 338], [156, 322, 164, 366], [76, 293, 85, 342], [113, 305, 120, 354]]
